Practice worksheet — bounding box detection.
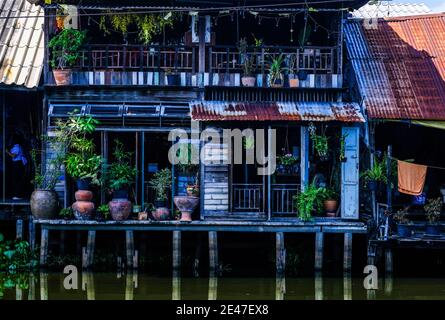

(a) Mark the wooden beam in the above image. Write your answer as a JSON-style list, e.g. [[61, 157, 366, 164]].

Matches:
[[39, 228, 49, 266], [344, 233, 353, 272], [173, 230, 181, 271], [209, 231, 218, 273], [276, 232, 285, 276], [315, 232, 324, 271]]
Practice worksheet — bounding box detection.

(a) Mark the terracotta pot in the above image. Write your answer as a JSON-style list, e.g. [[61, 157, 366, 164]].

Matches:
[[241, 76, 256, 87], [152, 207, 170, 221], [109, 198, 132, 221], [30, 190, 59, 219], [75, 190, 93, 202], [72, 201, 95, 220], [174, 196, 199, 222], [324, 199, 338, 215], [289, 78, 299, 88], [53, 69, 71, 86]]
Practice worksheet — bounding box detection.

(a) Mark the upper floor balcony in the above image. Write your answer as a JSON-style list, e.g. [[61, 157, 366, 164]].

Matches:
[[47, 44, 342, 89]]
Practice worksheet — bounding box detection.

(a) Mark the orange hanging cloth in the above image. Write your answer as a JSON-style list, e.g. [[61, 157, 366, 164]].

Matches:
[[397, 160, 427, 196]]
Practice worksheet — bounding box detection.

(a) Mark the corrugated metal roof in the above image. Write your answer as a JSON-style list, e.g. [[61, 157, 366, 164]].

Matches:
[[0, 0, 44, 89], [190, 101, 365, 122], [350, 2, 431, 19], [345, 14, 445, 120]]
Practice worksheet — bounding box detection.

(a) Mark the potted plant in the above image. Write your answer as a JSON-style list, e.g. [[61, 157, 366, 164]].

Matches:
[[424, 197, 443, 235], [277, 152, 299, 174], [165, 68, 181, 86], [293, 184, 324, 221], [48, 28, 86, 86], [320, 188, 339, 217], [267, 54, 286, 88], [239, 38, 256, 87], [288, 55, 299, 88], [149, 168, 172, 220], [361, 158, 387, 192], [393, 208, 413, 237], [29, 149, 62, 220], [105, 140, 137, 221], [58, 207, 74, 220], [96, 204, 110, 222], [309, 123, 329, 161]]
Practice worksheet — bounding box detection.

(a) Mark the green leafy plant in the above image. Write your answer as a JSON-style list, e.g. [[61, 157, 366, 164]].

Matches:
[[293, 184, 325, 221], [30, 149, 63, 190], [267, 54, 286, 86], [309, 123, 329, 159], [361, 157, 388, 184], [393, 208, 411, 224], [0, 234, 38, 272], [277, 153, 298, 166], [238, 37, 255, 77], [97, 204, 110, 220], [105, 140, 137, 191], [424, 197, 443, 224], [59, 207, 73, 219], [149, 168, 172, 202], [48, 28, 86, 69]]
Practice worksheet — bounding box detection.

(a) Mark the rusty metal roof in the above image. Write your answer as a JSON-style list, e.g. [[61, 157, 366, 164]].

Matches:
[[0, 0, 44, 89], [345, 14, 445, 120], [190, 101, 365, 122]]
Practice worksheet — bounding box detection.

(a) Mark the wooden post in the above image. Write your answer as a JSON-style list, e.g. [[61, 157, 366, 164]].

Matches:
[[208, 276, 218, 300], [40, 272, 48, 300], [173, 231, 181, 271], [86, 231, 96, 269], [276, 232, 285, 276], [385, 274, 393, 296], [82, 272, 95, 300], [198, 15, 206, 87], [16, 219, 23, 240], [172, 272, 181, 300], [385, 248, 393, 275], [39, 228, 49, 266], [209, 231, 218, 273], [343, 273, 352, 300], [28, 272, 36, 300], [344, 233, 353, 272], [314, 271, 323, 300], [126, 230, 135, 269], [125, 271, 134, 300], [275, 275, 286, 300], [29, 217, 36, 250], [315, 232, 324, 271]]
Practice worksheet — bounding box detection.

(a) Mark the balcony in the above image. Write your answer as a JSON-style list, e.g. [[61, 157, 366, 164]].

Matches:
[[47, 44, 342, 89]]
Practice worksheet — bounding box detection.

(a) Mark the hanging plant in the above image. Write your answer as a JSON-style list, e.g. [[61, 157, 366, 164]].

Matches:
[[308, 123, 329, 160]]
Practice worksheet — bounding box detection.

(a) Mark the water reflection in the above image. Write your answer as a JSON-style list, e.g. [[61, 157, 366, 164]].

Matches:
[[2, 271, 445, 300]]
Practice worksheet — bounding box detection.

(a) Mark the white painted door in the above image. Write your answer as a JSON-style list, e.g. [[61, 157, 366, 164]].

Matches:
[[341, 127, 360, 219]]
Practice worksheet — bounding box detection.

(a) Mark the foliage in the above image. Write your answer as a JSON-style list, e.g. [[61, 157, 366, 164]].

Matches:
[[97, 204, 110, 220], [48, 28, 86, 69], [54, 113, 102, 185], [59, 207, 73, 219], [99, 12, 176, 44], [393, 208, 410, 224], [176, 143, 199, 174], [149, 168, 172, 201], [30, 149, 63, 190], [0, 234, 38, 273], [277, 153, 298, 166], [293, 184, 324, 221], [361, 157, 388, 184], [308, 123, 329, 159], [339, 133, 348, 162], [298, 23, 312, 47], [238, 38, 254, 77], [105, 140, 137, 191], [319, 187, 339, 201], [267, 54, 286, 85], [424, 197, 443, 224]]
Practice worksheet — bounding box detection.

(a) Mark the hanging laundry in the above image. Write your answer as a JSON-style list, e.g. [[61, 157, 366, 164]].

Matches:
[[397, 160, 427, 196]]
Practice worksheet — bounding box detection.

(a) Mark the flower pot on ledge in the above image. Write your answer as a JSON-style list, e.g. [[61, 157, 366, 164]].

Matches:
[[174, 196, 199, 222], [241, 76, 256, 87], [53, 69, 72, 86]]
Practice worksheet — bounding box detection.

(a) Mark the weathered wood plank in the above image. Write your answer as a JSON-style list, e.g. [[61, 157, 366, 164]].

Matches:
[[209, 231, 218, 273], [276, 232, 285, 276], [344, 233, 353, 272], [315, 232, 324, 271], [40, 228, 49, 266]]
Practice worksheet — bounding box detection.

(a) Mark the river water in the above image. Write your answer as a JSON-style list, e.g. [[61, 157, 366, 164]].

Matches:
[[2, 272, 445, 300]]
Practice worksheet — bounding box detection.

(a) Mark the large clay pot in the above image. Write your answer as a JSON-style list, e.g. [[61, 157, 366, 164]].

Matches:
[[75, 190, 93, 202], [152, 207, 170, 221], [53, 69, 72, 86], [324, 199, 338, 217], [30, 190, 59, 219], [72, 200, 95, 220], [241, 76, 256, 87], [109, 198, 132, 221], [174, 196, 199, 222]]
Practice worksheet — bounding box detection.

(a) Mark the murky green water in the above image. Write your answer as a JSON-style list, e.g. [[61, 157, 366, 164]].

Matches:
[[2, 272, 445, 300]]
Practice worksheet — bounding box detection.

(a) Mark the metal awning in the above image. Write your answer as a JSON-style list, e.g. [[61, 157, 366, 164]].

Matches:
[[189, 101, 365, 122]]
